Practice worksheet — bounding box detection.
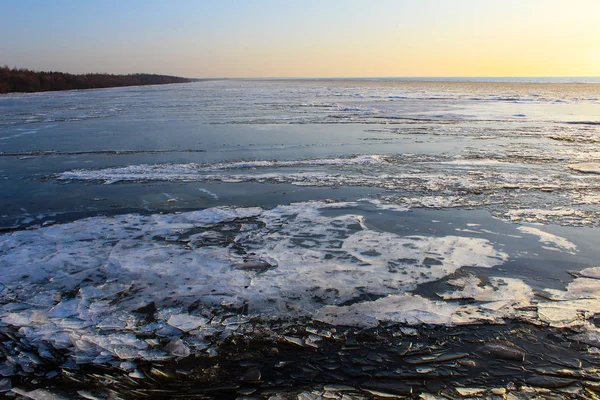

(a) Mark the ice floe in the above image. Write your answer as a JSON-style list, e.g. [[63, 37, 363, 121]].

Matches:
[[517, 226, 577, 253], [0, 201, 599, 376], [438, 274, 533, 303], [315, 274, 535, 328]]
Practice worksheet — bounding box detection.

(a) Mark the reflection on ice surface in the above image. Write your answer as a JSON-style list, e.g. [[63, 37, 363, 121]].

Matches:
[[1, 200, 599, 379]]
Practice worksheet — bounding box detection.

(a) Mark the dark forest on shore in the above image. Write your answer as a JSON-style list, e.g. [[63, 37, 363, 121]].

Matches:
[[0, 66, 195, 93]]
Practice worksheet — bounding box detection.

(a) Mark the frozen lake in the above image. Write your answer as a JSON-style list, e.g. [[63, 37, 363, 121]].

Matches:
[[1, 79, 600, 398]]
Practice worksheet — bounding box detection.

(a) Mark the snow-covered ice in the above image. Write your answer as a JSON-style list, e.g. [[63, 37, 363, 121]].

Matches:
[[517, 226, 577, 252], [0, 200, 598, 376]]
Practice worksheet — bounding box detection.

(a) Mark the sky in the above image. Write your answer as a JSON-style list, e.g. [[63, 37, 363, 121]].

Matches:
[[1, 0, 599, 78]]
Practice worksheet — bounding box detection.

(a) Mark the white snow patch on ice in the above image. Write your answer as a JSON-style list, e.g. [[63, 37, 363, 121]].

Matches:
[[569, 162, 600, 174], [210, 154, 386, 170], [359, 198, 410, 212], [1, 200, 597, 371], [438, 274, 533, 304], [58, 155, 387, 183], [314, 294, 459, 328], [198, 188, 219, 200], [0, 201, 509, 367], [517, 226, 577, 252], [438, 159, 512, 166]]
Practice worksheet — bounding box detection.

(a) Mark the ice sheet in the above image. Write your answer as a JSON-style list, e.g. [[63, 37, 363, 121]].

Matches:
[[0, 201, 598, 375]]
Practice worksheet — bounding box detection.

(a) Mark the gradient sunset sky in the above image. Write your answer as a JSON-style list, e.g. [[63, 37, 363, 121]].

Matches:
[[1, 0, 598, 78]]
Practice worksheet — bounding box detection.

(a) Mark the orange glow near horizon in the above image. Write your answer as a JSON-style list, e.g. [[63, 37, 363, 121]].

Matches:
[[1, 0, 599, 78]]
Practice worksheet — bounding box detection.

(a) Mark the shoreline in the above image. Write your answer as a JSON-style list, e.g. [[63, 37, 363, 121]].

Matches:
[[5, 321, 597, 399], [0, 80, 203, 95], [0, 67, 202, 94]]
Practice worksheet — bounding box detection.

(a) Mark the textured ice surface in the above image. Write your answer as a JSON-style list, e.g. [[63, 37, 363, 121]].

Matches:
[[4, 78, 600, 394], [56, 152, 594, 193], [314, 294, 460, 328], [506, 208, 586, 221], [316, 275, 534, 328], [56, 150, 600, 226], [315, 268, 600, 329], [0, 201, 507, 368], [0, 201, 599, 374], [439, 275, 533, 303], [573, 266, 600, 279], [58, 155, 386, 183], [569, 162, 600, 174], [536, 268, 600, 327]]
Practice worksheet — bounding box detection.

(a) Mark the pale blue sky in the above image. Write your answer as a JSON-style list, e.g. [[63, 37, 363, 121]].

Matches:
[[1, 0, 599, 77]]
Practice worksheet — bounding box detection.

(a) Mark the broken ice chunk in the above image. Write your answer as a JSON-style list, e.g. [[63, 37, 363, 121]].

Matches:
[[11, 388, 68, 400], [2, 311, 48, 326], [166, 314, 208, 332], [48, 299, 80, 318], [164, 338, 191, 358], [455, 387, 486, 397], [233, 260, 277, 273], [484, 342, 525, 361], [119, 361, 137, 371], [570, 266, 600, 280], [0, 378, 11, 393], [129, 370, 145, 379], [96, 317, 126, 330]]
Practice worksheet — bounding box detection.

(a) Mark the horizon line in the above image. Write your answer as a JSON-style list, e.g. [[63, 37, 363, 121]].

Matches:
[[208, 75, 600, 79]]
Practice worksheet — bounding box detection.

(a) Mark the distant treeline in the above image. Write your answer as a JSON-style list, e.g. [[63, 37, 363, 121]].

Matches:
[[0, 66, 195, 93]]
